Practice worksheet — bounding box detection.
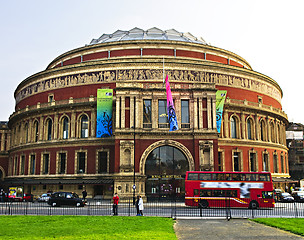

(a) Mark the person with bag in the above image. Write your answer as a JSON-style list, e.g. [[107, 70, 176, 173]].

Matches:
[[135, 195, 140, 216], [112, 193, 119, 215]]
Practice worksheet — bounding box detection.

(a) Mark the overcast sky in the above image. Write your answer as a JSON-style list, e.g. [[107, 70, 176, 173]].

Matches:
[[1, 0, 303, 123]]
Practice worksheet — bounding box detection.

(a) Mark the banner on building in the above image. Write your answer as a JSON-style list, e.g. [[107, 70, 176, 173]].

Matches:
[[165, 75, 178, 131], [216, 90, 227, 133], [96, 89, 113, 138]]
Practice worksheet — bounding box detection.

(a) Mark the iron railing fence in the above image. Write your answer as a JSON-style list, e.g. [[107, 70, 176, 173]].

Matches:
[[1, 198, 304, 219]]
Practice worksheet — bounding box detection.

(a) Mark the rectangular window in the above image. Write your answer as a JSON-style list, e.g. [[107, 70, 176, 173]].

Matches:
[[281, 155, 284, 173], [30, 154, 35, 175], [77, 152, 86, 174], [43, 154, 49, 174], [181, 100, 190, 128], [250, 152, 256, 172], [158, 100, 168, 128], [233, 152, 240, 171], [98, 151, 108, 173], [14, 156, 18, 175], [218, 152, 222, 171], [143, 99, 152, 128], [263, 153, 269, 171], [273, 154, 278, 173], [59, 153, 66, 174], [20, 155, 25, 175]]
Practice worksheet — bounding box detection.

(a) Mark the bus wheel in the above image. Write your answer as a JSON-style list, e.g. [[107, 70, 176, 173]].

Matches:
[[249, 200, 259, 209], [199, 200, 209, 209]]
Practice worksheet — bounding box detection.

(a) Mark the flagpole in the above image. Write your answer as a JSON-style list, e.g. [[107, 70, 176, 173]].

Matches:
[[163, 56, 165, 84]]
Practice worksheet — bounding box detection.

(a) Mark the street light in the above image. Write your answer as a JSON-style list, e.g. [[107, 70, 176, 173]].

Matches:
[[132, 125, 136, 205]]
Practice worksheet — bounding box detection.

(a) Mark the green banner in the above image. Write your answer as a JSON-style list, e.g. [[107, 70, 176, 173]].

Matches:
[[216, 90, 227, 133], [96, 89, 113, 138]]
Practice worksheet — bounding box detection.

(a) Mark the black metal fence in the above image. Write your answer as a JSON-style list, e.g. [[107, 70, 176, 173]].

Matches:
[[1, 198, 304, 219]]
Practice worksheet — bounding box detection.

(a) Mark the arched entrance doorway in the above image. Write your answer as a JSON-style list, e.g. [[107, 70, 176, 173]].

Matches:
[[145, 145, 189, 200]]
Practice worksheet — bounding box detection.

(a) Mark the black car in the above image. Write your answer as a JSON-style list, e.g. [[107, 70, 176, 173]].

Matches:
[[48, 192, 85, 207], [291, 191, 304, 202]]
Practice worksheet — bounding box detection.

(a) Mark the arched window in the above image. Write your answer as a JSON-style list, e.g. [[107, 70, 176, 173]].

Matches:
[[145, 145, 189, 198], [62, 117, 69, 139], [80, 115, 89, 138], [247, 118, 253, 140], [24, 123, 29, 143], [34, 121, 39, 142], [260, 120, 266, 141], [270, 122, 275, 142], [47, 119, 52, 141], [231, 116, 237, 139]]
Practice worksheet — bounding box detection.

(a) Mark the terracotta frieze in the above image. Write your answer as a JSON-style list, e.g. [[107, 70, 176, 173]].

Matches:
[[16, 69, 281, 103]]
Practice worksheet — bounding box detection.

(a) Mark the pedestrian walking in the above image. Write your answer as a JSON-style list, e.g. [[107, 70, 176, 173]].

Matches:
[[135, 195, 140, 216], [138, 195, 144, 216], [112, 193, 119, 215], [82, 189, 87, 201]]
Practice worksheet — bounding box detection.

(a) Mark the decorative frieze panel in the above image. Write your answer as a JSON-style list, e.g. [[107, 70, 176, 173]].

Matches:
[[16, 69, 282, 103]]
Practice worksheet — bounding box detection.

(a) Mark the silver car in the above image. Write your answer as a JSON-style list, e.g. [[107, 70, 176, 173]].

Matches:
[[38, 193, 51, 202]]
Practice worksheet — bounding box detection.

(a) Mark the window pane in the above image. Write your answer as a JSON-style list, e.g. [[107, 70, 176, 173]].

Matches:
[[98, 152, 108, 173], [158, 100, 168, 128], [81, 116, 89, 138], [247, 120, 252, 140], [181, 100, 190, 128], [143, 100, 152, 128], [63, 118, 69, 139], [78, 152, 85, 173], [231, 117, 236, 138], [59, 153, 66, 174], [47, 120, 52, 140]]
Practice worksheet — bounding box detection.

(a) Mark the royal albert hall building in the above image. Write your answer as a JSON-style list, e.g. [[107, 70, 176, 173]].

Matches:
[[1, 27, 289, 200]]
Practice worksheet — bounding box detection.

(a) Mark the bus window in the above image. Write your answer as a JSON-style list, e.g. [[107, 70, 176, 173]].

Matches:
[[246, 174, 257, 181], [194, 189, 199, 196], [262, 191, 273, 199], [240, 174, 246, 181], [199, 173, 212, 180], [188, 173, 198, 180], [226, 190, 237, 197], [232, 173, 241, 181], [214, 190, 225, 197], [259, 174, 270, 182], [216, 173, 225, 181], [200, 189, 212, 197], [225, 174, 231, 181]]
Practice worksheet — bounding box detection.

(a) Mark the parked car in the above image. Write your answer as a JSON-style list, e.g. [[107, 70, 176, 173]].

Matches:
[[23, 193, 34, 202], [280, 192, 294, 203], [291, 191, 304, 202], [48, 192, 85, 207], [38, 193, 51, 202]]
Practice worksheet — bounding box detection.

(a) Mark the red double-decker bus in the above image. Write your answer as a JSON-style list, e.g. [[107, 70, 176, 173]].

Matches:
[[185, 171, 275, 209]]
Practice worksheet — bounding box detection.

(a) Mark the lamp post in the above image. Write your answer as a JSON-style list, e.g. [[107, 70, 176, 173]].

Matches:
[[132, 125, 136, 205]]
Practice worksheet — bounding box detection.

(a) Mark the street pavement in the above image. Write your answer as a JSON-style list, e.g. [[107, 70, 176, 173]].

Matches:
[[174, 219, 304, 240]]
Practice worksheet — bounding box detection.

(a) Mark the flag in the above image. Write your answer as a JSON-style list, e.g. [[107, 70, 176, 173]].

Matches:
[[165, 75, 178, 131], [215, 90, 227, 133]]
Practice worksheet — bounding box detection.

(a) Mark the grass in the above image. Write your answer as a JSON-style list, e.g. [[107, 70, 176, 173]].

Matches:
[[0, 216, 177, 240], [251, 218, 304, 236]]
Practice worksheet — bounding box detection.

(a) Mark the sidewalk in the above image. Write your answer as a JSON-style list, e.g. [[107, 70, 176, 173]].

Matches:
[[174, 219, 304, 240]]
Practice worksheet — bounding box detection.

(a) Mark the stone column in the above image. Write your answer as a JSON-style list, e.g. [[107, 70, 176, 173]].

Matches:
[[193, 97, 198, 129], [207, 97, 212, 129], [116, 96, 121, 129], [198, 98, 203, 129], [121, 97, 125, 129]]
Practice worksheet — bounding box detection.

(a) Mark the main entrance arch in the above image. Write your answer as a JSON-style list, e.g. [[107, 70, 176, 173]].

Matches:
[[141, 140, 194, 199]]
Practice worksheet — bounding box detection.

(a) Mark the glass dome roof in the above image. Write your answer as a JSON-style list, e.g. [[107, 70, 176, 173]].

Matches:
[[89, 27, 208, 45]]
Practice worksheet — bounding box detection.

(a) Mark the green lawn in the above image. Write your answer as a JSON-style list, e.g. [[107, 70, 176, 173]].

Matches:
[[251, 218, 304, 237], [0, 216, 177, 240]]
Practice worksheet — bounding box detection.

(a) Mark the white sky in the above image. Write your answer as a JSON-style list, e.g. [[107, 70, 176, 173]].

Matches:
[[1, 0, 303, 123]]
